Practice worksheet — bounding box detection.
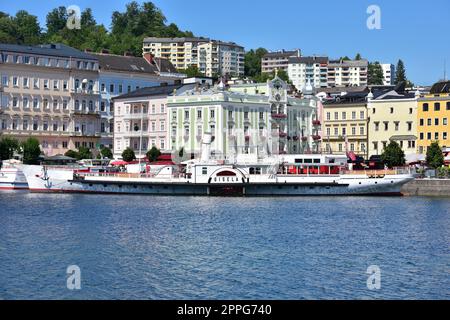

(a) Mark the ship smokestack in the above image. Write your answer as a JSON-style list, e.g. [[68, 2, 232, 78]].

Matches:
[[201, 132, 212, 162]]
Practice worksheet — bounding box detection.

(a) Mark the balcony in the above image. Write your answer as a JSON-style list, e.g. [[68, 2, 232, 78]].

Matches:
[[123, 131, 151, 138], [271, 113, 287, 120], [123, 113, 147, 120]]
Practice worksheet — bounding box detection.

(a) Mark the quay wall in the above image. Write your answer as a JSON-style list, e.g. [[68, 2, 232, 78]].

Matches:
[[401, 179, 450, 197]]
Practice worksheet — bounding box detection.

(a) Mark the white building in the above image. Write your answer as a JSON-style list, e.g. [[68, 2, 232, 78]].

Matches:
[[167, 77, 320, 157], [198, 41, 245, 77], [262, 49, 301, 74], [327, 59, 368, 87], [288, 56, 329, 91], [381, 63, 396, 85], [142, 37, 245, 77]]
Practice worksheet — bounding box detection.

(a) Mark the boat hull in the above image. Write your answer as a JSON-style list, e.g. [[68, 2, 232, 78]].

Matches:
[[0, 167, 28, 190], [20, 165, 413, 196]]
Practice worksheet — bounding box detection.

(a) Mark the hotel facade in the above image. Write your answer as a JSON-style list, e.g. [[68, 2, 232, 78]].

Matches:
[[167, 77, 319, 158], [0, 43, 101, 156]]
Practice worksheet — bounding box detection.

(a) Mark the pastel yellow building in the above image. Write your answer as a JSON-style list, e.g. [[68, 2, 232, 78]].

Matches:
[[417, 81, 450, 154], [367, 89, 419, 157], [323, 92, 368, 157]]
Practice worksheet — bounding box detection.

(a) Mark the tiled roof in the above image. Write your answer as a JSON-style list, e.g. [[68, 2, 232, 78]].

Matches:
[[0, 43, 96, 60], [113, 84, 185, 100], [288, 56, 329, 65], [91, 53, 177, 74], [430, 81, 450, 94]]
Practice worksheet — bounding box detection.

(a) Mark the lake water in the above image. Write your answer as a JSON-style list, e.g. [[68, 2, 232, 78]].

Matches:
[[0, 192, 449, 300]]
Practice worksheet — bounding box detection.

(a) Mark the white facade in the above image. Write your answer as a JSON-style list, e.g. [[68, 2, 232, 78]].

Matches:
[[327, 59, 368, 87], [288, 56, 329, 91], [142, 37, 245, 77], [381, 63, 395, 85]]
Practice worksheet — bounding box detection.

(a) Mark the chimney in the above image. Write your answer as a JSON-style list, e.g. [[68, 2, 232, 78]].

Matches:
[[143, 52, 155, 65], [101, 48, 110, 54]]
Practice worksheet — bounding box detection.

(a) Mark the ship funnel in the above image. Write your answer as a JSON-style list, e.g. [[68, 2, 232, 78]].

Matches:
[[201, 132, 212, 162]]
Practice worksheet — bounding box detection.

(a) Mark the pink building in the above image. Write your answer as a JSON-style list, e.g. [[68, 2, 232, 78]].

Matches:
[[112, 84, 183, 159]]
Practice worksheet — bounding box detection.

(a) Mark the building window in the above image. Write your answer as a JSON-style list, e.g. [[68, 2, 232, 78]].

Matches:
[[435, 118, 439, 126], [394, 122, 399, 131], [444, 118, 448, 126], [109, 84, 114, 93], [427, 118, 432, 126], [210, 109, 215, 119], [384, 122, 389, 131], [53, 100, 58, 110], [434, 103, 440, 111], [23, 120, 28, 130], [407, 122, 412, 131], [360, 111, 364, 119], [326, 112, 330, 121], [197, 109, 202, 119], [53, 80, 59, 90], [342, 127, 346, 136], [444, 132, 448, 140], [334, 127, 338, 136], [334, 112, 338, 120], [160, 121, 165, 131], [390, 107, 394, 114], [351, 127, 356, 135], [360, 126, 364, 135], [435, 132, 439, 140], [447, 102, 450, 110], [427, 132, 431, 140], [419, 119, 424, 126], [374, 122, 379, 131], [23, 97, 29, 108], [422, 103, 429, 112], [409, 108, 413, 114], [33, 98, 39, 109], [23, 77, 29, 88]]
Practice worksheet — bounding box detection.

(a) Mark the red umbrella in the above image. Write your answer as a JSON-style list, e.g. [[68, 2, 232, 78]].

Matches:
[[110, 160, 129, 166]]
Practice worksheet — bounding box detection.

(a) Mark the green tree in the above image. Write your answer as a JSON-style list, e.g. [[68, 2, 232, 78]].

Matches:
[[426, 141, 444, 169], [381, 141, 406, 168], [244, 47, 268, 78], [100, 147, 113, 159], [64, 150, 78, 159], [368, 62, 384, 85], [122, 147, 136, 162], [395, 59, 407, 85], [21, 138, 41, 164], [0, 136, 19, 160], [77, 146, 93, 160], [177, 65, 204, 77], [146, 146, 161, 162], [0, 10, 41, 45], [355, 53, 362, 60]]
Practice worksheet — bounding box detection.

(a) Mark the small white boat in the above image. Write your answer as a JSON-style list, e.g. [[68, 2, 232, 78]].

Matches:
[[0, 160, 28, 190]]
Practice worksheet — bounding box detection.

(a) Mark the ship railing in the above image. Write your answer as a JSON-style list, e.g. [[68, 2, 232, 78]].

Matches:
[[341, 167, 413, 176]]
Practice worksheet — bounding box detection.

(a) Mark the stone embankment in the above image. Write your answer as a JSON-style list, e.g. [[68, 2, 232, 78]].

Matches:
[[401, 179, 450, 196]]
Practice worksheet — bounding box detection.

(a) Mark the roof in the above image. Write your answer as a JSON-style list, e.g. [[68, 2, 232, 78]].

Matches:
[[143, 37, 210, 43], [263, 50, 300, 59], [328, 59, 368, 67], [90, 53, 176, 74], [323, 90, 369, 105], [0, 43, 96, 61], [113, 84, 185, 100], [289, 56, 329, 65], [430, 81, 450, 94]]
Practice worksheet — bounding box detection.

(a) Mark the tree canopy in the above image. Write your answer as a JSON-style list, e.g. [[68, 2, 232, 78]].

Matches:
[[244, 48, 268, 78], [22, 138, 41, 164], [368, 61, 384, 85], [122, 147, 136, 162], [146, 146, 161, 162], [426, 141, 444, 169], [0, 2, 194, 57], [0, 136, 19, 160], [381, 141, 405, 168]]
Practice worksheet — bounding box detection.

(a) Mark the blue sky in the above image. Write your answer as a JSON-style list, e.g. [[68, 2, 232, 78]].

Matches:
[[1, 0, 449, 85]]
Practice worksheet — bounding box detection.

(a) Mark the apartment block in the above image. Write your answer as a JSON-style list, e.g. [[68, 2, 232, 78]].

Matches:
[[0, 43, 101, 156], [381, 64, 396, 85], [327, 59, 368, 88], [143, 37, 245, 77], [288, 56, 328, 91], [261, 49, 301, 74]]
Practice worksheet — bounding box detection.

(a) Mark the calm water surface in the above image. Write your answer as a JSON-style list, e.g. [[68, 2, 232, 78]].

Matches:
[[0, 192, 449, 299]]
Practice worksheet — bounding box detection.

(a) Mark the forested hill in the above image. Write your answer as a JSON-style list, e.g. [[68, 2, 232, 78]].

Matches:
[[0, 1, 194, 57]]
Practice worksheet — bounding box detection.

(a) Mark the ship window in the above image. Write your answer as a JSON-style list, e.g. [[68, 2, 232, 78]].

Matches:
[[295, 159, 303, 163], [249, 167, 255, 175], [202, 167, 207, 175], [314, 159, 320, 164], [304, 159, 313, 164]]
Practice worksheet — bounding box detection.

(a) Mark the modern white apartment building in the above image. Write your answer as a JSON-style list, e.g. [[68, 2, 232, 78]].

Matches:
[[327, 59, 368, 87], [0, 43, 101, 156], [91, 51, 183, 149], [288, 56, 329, 91], [142, 37, 245, 77], [261, 49, 301, 74], [142, 37, 209, 70], [198, 41, 245, 77], [381, 63, 396, 85]]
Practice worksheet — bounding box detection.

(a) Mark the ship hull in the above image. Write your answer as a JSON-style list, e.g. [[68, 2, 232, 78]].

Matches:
[[0, 167, 29, 190], [20, 165, 413, 196]]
